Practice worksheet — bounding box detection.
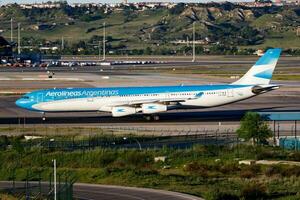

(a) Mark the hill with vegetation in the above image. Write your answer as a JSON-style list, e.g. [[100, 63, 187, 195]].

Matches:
[[0, 2, 299, 55]]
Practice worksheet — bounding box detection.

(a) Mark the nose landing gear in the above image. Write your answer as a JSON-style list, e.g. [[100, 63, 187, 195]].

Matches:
[[41, 112, 46, 121]]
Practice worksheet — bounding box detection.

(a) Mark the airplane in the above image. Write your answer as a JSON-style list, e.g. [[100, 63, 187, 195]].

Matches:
[[16, 48, 281, 121]]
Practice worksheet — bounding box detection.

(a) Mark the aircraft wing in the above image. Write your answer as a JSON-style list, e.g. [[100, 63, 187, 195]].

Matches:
[[106, 97, 196, 107]]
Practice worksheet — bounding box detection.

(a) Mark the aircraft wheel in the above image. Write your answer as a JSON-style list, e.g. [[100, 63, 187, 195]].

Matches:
[[144, 115, 152, 121], [153, 115, 160, 121], [42, 113, 46, 121]]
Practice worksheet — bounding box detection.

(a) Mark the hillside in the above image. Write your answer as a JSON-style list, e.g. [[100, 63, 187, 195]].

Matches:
[[0, 3, 299, 55]]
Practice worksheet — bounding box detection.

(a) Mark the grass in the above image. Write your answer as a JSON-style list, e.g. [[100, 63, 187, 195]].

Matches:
[[0, 126, 110, 136], [2, 5, 300, 51], [273, 74, 300, 81], [254, 31, 300, 49], [0, 194, 17, 200], [2, 138, 300, 200], [158, 68, 300, 81]]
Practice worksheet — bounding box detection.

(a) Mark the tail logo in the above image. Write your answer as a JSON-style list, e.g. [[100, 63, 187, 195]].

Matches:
[[254, 68, 274, 79]]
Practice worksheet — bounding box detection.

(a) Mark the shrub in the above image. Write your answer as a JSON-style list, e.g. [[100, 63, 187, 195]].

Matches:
[[264, 165, 282, 177], [214, 192, 239, 200], [280, 166, 300, 177], [240, 170, 256, 179], [11, 137, 24, 154], [184, 162, 209, 177], [219, 163, 240, 174], [205, 190, 239, 200], [288, 152, 300, 161], [0, 135, 9, 149], [125, 151, 151, 167], [240, 164, 261, 178], [133, 167, 158, 176], [241, 182, 268, 200], [99, 152, 116, 167], [184, 162, 209, 172]]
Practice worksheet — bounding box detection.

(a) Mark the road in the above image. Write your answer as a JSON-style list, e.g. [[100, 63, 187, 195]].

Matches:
[[0, 181, 203, 200]]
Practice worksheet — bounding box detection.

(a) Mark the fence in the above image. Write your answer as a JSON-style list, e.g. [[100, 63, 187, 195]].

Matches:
[[14, 130, 238, 151], [0, 169, 75, 200]]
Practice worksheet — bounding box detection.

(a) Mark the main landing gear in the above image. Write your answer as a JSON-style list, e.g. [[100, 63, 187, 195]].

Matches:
[[144, 115, 160, 121]]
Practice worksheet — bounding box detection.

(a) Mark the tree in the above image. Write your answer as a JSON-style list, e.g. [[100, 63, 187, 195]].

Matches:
[[237, 112, 272, 145]]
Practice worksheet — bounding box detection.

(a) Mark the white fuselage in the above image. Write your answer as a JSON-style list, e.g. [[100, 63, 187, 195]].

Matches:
[[31, 86, 254, 112]]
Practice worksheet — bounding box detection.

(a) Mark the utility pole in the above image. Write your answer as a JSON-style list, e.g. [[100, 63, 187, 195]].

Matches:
[[17, 23, 21, 55], [98, 40, 101, 60], [61, 36, 64, 50], [10, 18, 13, 42], [53, 159, 57, 200], [192, 21, 195, 62], [103, 22, 106, 61]]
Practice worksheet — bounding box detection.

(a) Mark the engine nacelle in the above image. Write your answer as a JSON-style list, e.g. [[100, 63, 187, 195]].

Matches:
[[142, 103, 167, 114], [112, 106, 137, 117]]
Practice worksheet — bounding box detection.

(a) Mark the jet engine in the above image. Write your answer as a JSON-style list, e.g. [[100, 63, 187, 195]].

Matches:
[[142, 103, 167, 114], [112, 106, 137, 117]]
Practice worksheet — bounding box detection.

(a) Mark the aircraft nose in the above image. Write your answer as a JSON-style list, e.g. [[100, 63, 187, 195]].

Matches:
[[16, 98, 25, 108], [15, 98, 30, 109]]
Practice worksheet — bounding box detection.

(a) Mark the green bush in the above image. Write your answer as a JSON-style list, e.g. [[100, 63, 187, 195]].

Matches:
[[241, 182, 268, 200], [264, 165, 282, 177], [288, 152, 300, 161], [124, 151, 151, 167], [0, 136, 9, 149], [240, 164, 261, 178], [219, 163, 240, 175], [280, 166, 300, 177], [99, 152, 117, 167], [240, 170, 256, 179], [214, 191, 239, 200], [184, 162, 209, 177]]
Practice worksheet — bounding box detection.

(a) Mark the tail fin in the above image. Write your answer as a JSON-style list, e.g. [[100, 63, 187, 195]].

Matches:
[[232, 48, 282, 85]]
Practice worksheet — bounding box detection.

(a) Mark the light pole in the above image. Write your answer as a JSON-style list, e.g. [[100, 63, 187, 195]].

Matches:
[[18, 22, 21, 55], [98, 40, 101, 61], [61, 36, 64, 51], [123, 137, 142, 150], [103, 22, 106, 61], [52, 159, 57, 200], [192, 21, 195, 62], [10, 18, 13, 42]]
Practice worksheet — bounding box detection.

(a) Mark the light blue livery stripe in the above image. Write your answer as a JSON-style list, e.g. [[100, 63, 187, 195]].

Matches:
[[254, 69, 274, 79], [254, 48, 281, 66], [36, 85, 251, 102]]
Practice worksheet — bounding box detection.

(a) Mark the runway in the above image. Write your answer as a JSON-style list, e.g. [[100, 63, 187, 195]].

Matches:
[[0, 181, 203, 200], [1, 54, 300, 72], [0, 56, 299, 132]]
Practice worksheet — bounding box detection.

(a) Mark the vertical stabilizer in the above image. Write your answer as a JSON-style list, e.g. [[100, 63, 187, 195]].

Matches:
[[232, 48, 282, 85]]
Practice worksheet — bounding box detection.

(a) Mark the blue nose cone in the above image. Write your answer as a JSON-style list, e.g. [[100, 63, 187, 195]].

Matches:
[[16, 98, 27, 109], [16, 97, 34, 110]]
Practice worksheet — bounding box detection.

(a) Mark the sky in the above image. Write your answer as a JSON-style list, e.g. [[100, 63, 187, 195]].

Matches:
[[0, 0, 253, 5]]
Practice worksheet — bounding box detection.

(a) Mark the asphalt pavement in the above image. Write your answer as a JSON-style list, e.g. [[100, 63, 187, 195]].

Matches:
[[0, 181, 203, 200]]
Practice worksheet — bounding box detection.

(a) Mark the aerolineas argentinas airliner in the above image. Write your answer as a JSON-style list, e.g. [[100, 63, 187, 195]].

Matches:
[[16, 48, 281, 120]]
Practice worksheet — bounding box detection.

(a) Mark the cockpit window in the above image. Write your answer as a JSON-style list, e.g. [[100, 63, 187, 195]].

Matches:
[[22, 96, 30, 99]]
